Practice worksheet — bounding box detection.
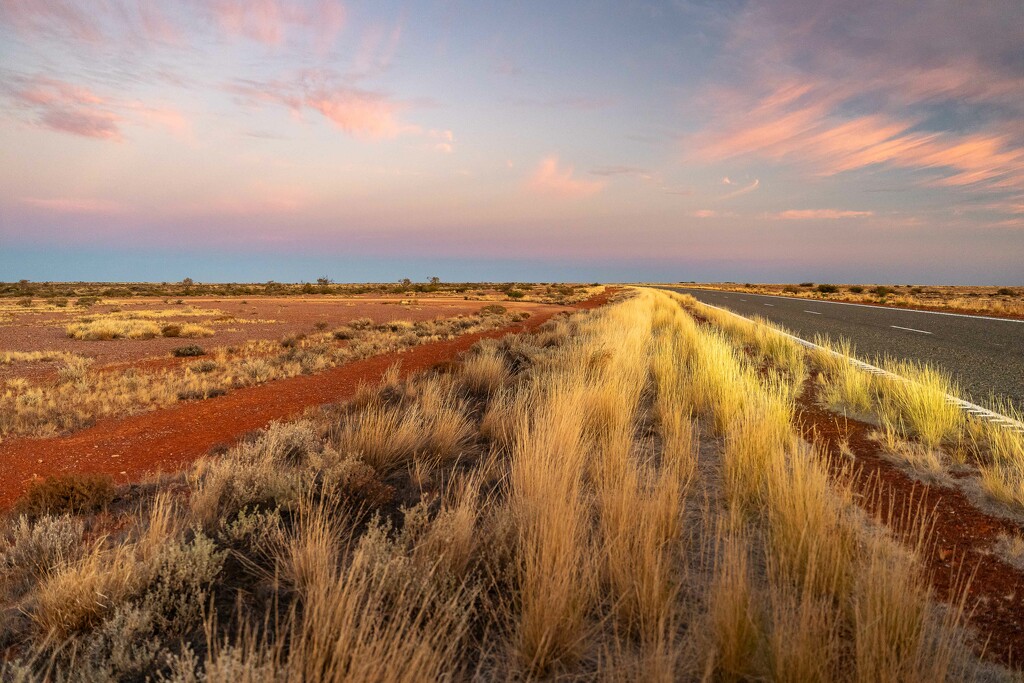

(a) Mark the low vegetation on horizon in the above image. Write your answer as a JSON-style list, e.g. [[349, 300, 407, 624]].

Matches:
[[2, 288, 1022, 681]]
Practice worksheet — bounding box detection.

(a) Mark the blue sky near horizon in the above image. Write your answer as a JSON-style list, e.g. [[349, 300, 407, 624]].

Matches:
[[1, 1, 1022, 284]]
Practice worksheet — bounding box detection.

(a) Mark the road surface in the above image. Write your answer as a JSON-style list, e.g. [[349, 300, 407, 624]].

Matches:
[[662, 287, 1024, 410]]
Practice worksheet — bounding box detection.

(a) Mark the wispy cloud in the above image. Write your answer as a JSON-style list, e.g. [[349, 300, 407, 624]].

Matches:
[[21, 196, 126, 214], [527, 156, 605, 198], [2, 0, 346, 50], [589, 165, 651, 178], [7, 76, 187, 141], [774, 209, 873, 220], [719, 178, 759, 201], [688, 0, 1024, 211], [230, 72, 419, 140]]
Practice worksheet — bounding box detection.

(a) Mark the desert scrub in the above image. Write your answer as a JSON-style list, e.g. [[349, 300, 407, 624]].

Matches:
[[0, 350, 80, 365], [173, 344, 205, 357], [0, 288, 1005, 682], [1, 309, 524, 439], [14, 473, 115, 517]]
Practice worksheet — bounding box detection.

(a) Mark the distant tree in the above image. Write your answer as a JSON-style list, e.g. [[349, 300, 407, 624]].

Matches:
[[429, 276, 441, 285], [317, 277, 331, 286], [399, 278, 412, 287], [181, 277, 194, 287]]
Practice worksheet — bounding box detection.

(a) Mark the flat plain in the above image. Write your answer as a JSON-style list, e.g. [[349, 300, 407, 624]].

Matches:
[[1, 284, 1022, 682]]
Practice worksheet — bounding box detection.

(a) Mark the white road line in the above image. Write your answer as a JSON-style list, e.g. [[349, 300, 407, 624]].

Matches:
[[890, 325, 932, 335], [764, 303, 774, 307], [804, 310, 821, 315], [679, 288, 1023, 323]]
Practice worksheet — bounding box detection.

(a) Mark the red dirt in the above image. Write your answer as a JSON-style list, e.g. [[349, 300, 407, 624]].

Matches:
[[0, 296, 560, 385], [797, 380, 1024, 669], [0, 288, 616, 510]]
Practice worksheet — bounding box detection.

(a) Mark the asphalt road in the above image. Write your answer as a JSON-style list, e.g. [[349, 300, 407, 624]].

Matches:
[[662, 287, 1024, 410]]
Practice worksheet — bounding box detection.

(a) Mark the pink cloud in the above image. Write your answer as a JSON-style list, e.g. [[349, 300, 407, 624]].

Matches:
[[527, 156, 606, 198], [231, 73, 422, 140], [2, 0, 345, 50], [9, 76, 189, 141], [212, 0, 345, 49], [0, 0, 104, 42], [719, 178, 759, 201], [13, 77, 125, 140], [692, 210, 718, 218], [690, 79, 1024, 195], [774, 209, 873, 220], [306, 89, 413, 139], [21, 197, 126, 214]]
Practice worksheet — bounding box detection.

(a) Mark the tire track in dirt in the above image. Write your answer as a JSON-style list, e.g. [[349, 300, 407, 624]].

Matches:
[[797, 380, 1024, 670], [0, 289, 616, 509]]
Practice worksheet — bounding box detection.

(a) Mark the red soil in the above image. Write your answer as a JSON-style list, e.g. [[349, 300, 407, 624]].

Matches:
[[0, 296, 557, 385], [0, 289, 616, 510], [797, 381, 1024, 669]]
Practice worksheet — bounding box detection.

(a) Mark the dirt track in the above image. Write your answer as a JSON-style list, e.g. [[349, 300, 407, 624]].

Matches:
[[0, 290, 614, 509]]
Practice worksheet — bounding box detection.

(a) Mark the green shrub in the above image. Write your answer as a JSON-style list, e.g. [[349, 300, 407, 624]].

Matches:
[[506, 289, 525, 299], [847, 285, 864, 294], [799, 282, 814, 287], [173, 345, 205, 357], [872, 286, 894, 297], [816, 284, 839, 294], [997, 288, 1015, 296]]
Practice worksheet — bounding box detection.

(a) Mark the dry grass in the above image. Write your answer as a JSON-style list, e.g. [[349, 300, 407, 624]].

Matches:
[[1, 309, 523, 441], [0, 350, 80, 365], [0, 287, 1005, 682], [683, 282, 1024, 318], [65, 318, 214, 340]]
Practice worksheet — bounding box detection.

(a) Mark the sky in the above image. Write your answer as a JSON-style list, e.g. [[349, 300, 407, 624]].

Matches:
[[0, 0, 1022, 284]]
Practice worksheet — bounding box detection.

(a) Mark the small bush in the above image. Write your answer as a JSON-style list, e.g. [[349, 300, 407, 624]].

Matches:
[[848, 285, 864, 293], [481, 304, 507, 315], [348, 317, 374, 330], [76, 296, 99, 308], [15, 474, 115, 518], [281, 335, 305, 349], [799, 282, 815, 288], [783, 286, 800, 294], [997, 287, 1015, 296], [816, 284, 839, 294], [18, 297, 33, 307], [188, 359, 218, 373], [53, 298, 68, 307], [161, 324, 181, 337], [872, 286, 894, 297], [506, 289, 525, 299], [314, 321, 329, 331], [173, 345, 205, 357], [333, 329, 353, 340]]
